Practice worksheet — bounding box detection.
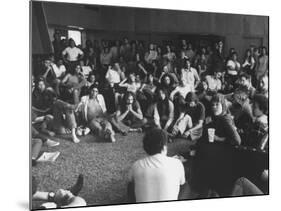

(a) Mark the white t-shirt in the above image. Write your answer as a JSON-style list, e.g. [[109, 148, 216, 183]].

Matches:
[[81, 66, 92, 78], [205, 75, 222, 91], [171, 84, 193, 100], [128, 153, 185, 202], [181, 67, 200, 90], [52, 63, 66, 78], [62, 47, 84, 61], [227, 60, 240, 75], [105, 68, 121, 84]]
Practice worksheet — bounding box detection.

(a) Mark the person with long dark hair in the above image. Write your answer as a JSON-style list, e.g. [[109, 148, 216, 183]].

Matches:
[[242, 49, 255, 75], [256, 47, 268, 81], [146, 88, 175, 131], [171, 92, 205, 141], [111, 91, 147, 134]]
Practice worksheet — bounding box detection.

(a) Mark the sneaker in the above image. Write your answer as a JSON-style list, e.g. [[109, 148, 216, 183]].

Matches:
[[69, 174, 84, 196], [77, 127, 83, 136], [83, 127, 90, 136], [40, 202, 57, 209], [45, 139, 60, 147]]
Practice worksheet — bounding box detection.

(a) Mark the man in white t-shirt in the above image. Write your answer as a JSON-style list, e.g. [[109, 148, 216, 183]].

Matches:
[[181, 59, 200, 91], [53, 59, 66, 79], [62, 39, 84, 63], [205, 71, 222, 92], [128, 128, 186, 202], [105, 63, 122, 86]]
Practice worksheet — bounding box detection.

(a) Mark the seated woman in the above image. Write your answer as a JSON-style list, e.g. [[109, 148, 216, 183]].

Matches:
[[111, 91, 147, 134], [77, 84, 116, 142], [158, 61, 179, 88], [170, 77, 193, 117], [61, 64, 86, 105], [117, 72, 142, 107], [171, 92, 205, 141], [146, 88, 174, 131], [118, 72, 142, 95], [202, 94, 241, 145], [137, 73, 157, 113], [32, 77, 57, 137]]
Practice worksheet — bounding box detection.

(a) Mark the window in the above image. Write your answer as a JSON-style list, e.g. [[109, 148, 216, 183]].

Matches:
[[68, 30, 82, 46]]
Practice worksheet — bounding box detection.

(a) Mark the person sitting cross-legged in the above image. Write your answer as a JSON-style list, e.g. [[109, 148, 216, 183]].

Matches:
[[60, 64, 86, 105], [171, 92, 205, 141], [77, 84, 116, 142], [145, 88, 174, 132], [127, 128, 190, 203], [111, 91, 147, 134]]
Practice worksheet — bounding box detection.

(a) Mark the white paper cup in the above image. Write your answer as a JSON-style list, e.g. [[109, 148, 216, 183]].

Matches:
[[208, 128, 215, 143]]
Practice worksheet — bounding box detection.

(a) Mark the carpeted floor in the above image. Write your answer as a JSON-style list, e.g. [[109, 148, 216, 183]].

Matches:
[[31, 132, 193, 209]]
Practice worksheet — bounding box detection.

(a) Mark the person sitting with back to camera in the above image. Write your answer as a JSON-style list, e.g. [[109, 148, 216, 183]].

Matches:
[[127, 128, 188, 203]]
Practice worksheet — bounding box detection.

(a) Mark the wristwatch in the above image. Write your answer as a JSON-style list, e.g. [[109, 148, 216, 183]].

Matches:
[[48, 191, 55, 202]]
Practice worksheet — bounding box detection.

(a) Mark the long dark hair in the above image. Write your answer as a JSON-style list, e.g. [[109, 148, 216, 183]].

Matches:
[[244, 49, 253, 63], [121, 91, 138, 111]]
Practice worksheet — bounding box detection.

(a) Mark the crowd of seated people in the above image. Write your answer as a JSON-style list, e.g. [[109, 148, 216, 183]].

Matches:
[[32, 34, 269, 204]]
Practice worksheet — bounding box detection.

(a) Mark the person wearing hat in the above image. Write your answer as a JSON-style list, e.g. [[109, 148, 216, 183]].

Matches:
[[127, 128, 187, 202]]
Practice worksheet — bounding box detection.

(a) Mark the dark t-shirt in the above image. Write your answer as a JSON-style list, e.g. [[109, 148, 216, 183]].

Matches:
[[32, 89, 54, 110], [204, 114, 241, 145], [184, 102, 205, 124]]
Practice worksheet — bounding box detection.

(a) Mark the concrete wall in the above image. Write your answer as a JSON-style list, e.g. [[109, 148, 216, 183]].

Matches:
[[42, 2, 268, 59]]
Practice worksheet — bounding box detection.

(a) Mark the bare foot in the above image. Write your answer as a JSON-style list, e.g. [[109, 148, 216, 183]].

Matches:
[[72, 136, 80, 143], [109, 134, 116, 143], [47, 130, 56, 137]]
